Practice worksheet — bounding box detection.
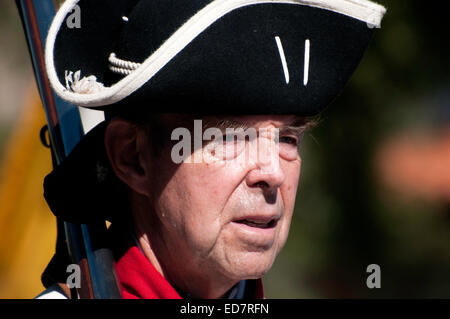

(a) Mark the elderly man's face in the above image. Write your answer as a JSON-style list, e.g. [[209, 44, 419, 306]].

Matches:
[[136, 115, 303, 296]]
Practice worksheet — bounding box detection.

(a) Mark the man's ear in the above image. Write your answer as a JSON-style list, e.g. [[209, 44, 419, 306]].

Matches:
[[104, 118, 151, 197]]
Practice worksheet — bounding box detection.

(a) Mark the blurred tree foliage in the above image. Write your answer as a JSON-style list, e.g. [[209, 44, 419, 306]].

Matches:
[[264, 0, 450, 298]]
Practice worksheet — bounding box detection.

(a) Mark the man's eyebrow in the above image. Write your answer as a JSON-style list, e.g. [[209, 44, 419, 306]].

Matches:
[[202, 116, 318, 133], [284, 117, 318, 134], [203, 118, 251, 131], [279, 126, 306, 137]]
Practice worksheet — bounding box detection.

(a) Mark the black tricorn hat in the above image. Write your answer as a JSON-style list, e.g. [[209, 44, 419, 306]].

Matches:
[[46, 0, 386, 116]]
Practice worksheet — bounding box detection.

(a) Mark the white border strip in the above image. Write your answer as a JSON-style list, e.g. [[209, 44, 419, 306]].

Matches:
[[46, 0, 386, 108]]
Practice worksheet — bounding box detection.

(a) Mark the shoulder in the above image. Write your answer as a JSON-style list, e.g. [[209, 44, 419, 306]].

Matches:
[[35, 284, 69, 299]]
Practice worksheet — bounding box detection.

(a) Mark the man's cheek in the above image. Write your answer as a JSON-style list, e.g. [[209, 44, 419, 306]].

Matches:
[[185, 215, 223, 255], [283, 165, 301, 203], [281, 181, 299, 209]]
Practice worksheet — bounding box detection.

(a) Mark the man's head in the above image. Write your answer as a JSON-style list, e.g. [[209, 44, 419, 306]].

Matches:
[[104, 113, 315, 297], [43, 0, 385, 299]]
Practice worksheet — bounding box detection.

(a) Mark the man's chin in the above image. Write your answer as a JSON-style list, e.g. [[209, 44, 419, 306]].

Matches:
[[233, 266, 271, 281], [222, 250, 277, 280]]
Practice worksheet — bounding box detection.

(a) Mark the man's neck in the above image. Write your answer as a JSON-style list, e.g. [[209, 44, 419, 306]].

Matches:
[[136, 231, 239, 298]]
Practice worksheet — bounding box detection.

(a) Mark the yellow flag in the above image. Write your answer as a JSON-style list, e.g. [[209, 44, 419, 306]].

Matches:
[[0, 84, 56, 299]]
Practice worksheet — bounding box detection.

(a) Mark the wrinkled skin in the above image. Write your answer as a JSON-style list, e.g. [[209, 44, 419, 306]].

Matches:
[[106, 115, 303, 298]]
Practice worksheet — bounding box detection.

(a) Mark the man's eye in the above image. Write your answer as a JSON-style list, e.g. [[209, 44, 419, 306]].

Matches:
[[279, 136, 298, 146]]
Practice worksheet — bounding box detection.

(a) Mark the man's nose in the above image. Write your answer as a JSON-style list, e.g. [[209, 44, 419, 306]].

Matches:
[[245, 133, 286, 193]]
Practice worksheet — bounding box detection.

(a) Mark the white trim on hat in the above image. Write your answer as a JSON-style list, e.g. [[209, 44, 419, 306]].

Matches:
[[274, 36, 290, 85], [46, 0, 386, 108], [303, 39, 310, 86], [108, 53, 142, 75]]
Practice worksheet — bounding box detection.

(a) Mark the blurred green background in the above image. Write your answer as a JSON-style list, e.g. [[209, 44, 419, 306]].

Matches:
[[1, 0, 450, 298], [265, 0, 450, 298]]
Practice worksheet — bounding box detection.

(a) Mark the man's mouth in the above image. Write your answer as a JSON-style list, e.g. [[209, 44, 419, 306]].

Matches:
[[234, 218, 278, 229]]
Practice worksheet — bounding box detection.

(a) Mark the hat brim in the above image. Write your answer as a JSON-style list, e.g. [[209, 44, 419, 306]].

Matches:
[[46, 0, 386, 115]]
